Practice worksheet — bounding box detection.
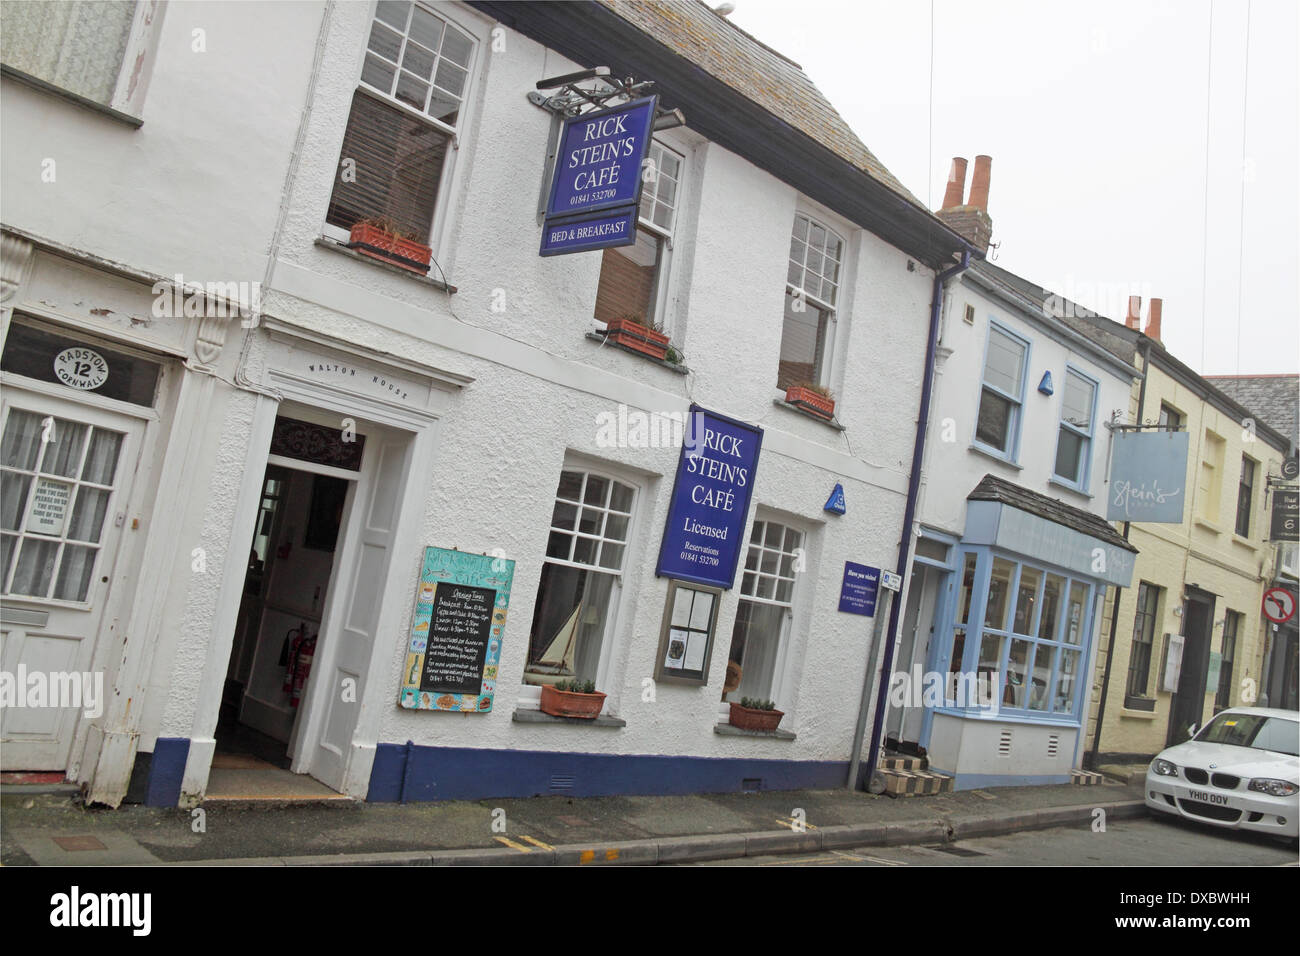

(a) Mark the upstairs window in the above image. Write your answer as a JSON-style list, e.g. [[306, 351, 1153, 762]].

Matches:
[[1126, 581, 1161, 701], [1, 1, 135, 107], [1234, 456, 1255, 537], [1216, 610, 1240, 709], [326, 2, 475, 245], [974, 325, 1029, 458], [1053, 369, 1097, 488], [777, 214, 843, 390], [1157, 403, 1182, 430], [593, 140, 684, 328]]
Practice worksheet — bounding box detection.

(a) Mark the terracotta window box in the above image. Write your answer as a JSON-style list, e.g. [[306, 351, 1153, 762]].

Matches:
[[728, 701, 785, 732], [784, 385, 835, 420], [348, 221, 432, 275], [539, 683, 607, 719], [604, 318, 671, 361]]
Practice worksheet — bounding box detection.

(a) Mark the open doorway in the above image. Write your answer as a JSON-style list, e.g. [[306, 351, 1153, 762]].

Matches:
[[216, 460, 352, 795]]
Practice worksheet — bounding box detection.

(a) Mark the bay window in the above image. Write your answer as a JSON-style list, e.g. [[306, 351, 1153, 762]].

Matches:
[[722, 519, 803, 705], [325, 1, 475, 246], [1053, 368, 1097, 488], [777, 214, 842, 391], [974, 324, 1028, 459], [594, 140, 683, 328], [948, 550, 1094, 718], [524, 469, 635, 689]]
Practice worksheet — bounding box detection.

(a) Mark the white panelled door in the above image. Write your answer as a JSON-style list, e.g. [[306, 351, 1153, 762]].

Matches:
[[297, 427, 410, 793], [0, 391, 144, 771]]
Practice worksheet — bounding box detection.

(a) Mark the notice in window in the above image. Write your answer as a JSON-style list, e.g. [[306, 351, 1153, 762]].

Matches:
[[398, 546, 516, 713], [26, 477, 72, 536]]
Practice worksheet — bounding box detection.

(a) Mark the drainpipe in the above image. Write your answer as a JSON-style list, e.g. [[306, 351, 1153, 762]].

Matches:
[[1087, 335, 1151, 770], [853, 248, 971, 790]]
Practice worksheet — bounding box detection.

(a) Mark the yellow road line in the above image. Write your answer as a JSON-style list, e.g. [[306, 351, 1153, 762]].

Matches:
[[493, 836, 532, 852], [520, 835, 554, 850]]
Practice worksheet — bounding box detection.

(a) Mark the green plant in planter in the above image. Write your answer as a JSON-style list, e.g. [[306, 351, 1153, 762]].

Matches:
[[664, 346, 682, 365], [554, 678, 597, 694], [739, 697, 776, 710]]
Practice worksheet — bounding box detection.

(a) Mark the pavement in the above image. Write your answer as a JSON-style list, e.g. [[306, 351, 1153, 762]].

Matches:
[[0, 776, 1148, 866]]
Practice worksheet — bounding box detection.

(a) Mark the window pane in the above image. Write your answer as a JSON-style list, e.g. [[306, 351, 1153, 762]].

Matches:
[[1006, 640, 1031, 708], [948, 627, 968, 678], [67, 487, 110, 542], [583, 475, 608, 507], [434, 59, 467, 97], [40, 420, 87, 478], [0, 533, 15, 585], [325, 90, 448, 241], [545, 530, 571, 560], [777, 295, 827, 390], [394, 71, 429, 111], [1038, 574, 1064, 641], [1056, 649, 1080, 713], [597, 541, 624, 570], [604, 513, 628, 542], [985, 558, 1015, 630], [593, 228, 661, 325], [551, 500, 577, 530], [54, 544, 96, 602], [1013, 566, 1042, 635], [1062, 371, 1094, 429], [360, 53, 396, 92], [977, 632, 1003, 689], [608, 482, 633, 514], [376, 1, 410, 30], [401, 41, 436, 80], [10, 537, 58, 596], [975, 388, 1012, 451], [724, 600, 785, 702], [408, 6, 442, 48], [1065, 582, 1088, 644], [556, 471, 583, 502], [983, 328, 1025, 395], [1054, 427, 1084, 483], [440, 25, 473, 67], [1, 473, 31, 531], [2, 409, 44, 470], [1028, 645, 1053, 710], [82, 429, 123, 485], [368, 22, 404, 61], [957, 553, 977, 624]]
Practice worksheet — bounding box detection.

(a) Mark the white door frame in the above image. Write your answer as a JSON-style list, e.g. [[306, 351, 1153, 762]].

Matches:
[[181, 331, 461, 802]]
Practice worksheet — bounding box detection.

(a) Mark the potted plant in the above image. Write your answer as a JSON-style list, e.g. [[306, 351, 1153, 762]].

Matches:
[[784, 381, 835, 420], [539, 678, 607, 719], [728, 697, 785, 732], [604, 312, 671, 361], [347, 216, 432, 275]]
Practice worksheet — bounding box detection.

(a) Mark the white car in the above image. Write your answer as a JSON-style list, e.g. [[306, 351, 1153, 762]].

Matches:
[[1145, 706, 1299, 843]]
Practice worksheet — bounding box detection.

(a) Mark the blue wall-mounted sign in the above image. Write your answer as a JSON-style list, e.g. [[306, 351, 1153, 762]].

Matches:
[[1106, 430, 1190, 523], [540, 206, 638, 256], [1038, 371, 1054, 395], [838, 562, 879, 616], [824, 483, 846, 515], [540, 96, 658, 257], [545, 96, 658, 218], [656, 405, 763, 589]]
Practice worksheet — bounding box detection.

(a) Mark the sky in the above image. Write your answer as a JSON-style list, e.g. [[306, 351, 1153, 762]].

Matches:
[[727, 0, 1299, 376]]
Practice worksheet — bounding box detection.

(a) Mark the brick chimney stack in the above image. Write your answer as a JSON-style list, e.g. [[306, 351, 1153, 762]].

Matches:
[[935, 155, 993, 254], [1145, 298, 1163, 342], [1125, 295, 1142, 331], [941, 157, 968, 210]]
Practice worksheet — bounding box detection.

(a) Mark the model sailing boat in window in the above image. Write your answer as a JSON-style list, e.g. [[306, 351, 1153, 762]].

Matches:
[[525, 605, 580, 684]]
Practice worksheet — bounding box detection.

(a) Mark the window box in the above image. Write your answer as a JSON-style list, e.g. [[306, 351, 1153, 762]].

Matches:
[[605, 317, 671, 361], [784, 384, 835, 421], [539, 682, 607, 719], [728, 701, 784, 732], [348, 220, 432, 275]]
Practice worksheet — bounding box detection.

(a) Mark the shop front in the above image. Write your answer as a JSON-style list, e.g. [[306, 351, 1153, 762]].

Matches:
[[910, 476, 1136, 788]]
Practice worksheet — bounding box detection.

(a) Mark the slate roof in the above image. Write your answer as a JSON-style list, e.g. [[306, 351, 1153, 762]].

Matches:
[[968, 474, 1138, 552], [596, 0, 923, 209], [1203, 375, 1299, 449]]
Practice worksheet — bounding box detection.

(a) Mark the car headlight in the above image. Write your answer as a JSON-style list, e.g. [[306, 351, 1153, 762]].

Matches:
[[1151, 758, 1179, 777], [1247, 778, 1299, 797]]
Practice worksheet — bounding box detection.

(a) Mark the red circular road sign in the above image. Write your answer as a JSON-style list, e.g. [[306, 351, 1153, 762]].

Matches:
[[1263, 588, 1296, 624]]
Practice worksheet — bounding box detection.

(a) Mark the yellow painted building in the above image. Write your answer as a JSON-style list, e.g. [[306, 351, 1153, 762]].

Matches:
[[1063, 304, 1293, 760]]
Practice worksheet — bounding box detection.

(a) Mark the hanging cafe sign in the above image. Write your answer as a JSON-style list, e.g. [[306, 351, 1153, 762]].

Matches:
[[540, 94, 658, 256]]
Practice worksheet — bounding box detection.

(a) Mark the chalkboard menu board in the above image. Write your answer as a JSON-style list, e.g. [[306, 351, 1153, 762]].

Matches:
[[398, 547, 516, 713]]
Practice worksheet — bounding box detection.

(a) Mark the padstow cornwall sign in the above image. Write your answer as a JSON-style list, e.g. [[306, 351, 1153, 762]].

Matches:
[[540, 96, 658, 257], [657, 405, 763, 589], [1107, 430, 1190, 523]]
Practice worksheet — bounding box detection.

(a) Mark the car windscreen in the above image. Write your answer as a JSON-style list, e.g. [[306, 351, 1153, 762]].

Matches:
[[1194, 713, 1299, 756]]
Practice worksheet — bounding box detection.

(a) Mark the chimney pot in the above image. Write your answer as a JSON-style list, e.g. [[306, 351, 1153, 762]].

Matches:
[[968, 155, 993, 211], [942, 157, 968, 210], [1145, 298, 1163, 342], [1125, 295, 1142, 330]]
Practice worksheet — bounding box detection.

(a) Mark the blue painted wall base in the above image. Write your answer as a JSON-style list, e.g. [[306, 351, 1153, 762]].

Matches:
[[368, 741, 848, 802], [145, 737, 190, 807]]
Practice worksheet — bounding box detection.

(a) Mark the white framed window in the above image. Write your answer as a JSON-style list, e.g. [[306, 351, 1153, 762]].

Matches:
[[974, 323, 1029, 459], [522, 468, 636, 694], [324, 1, 478, 248], [722, 519, 804, 706], [593, 140, 685, 330], [1053, 367, 1098, 488], [778, 213, 843, 390]]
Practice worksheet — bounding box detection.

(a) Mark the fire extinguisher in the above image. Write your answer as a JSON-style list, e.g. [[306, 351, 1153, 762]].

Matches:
[[282, 622, 318, 708]]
